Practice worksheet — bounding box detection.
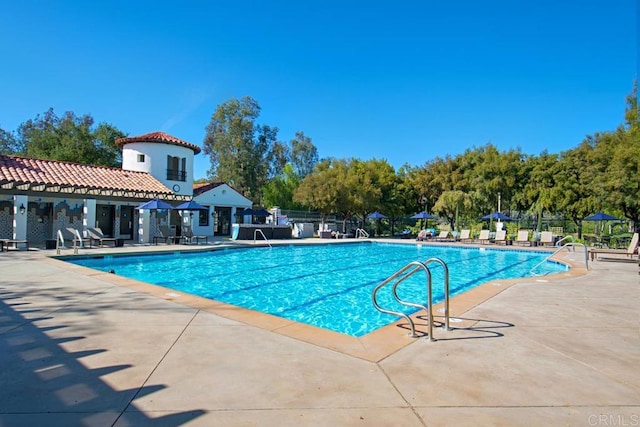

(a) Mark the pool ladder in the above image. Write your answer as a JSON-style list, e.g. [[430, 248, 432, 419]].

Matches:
[[372, 258, 450, 341], [529, 241, 588, 275], [253, 229, 272, 248]]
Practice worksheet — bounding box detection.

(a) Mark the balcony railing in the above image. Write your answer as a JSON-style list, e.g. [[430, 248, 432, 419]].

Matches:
[[166, 169, 187, 182]]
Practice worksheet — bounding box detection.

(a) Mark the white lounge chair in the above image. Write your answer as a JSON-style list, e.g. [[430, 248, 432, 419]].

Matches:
[[435, 230, 452, 242], [515, 230, 531, 246], [458, 229, 472, 243], [494, 230, 507, 244], [589, 233, 639, 261], [477, 229, 490, 244], [540, 231, 554, 246]]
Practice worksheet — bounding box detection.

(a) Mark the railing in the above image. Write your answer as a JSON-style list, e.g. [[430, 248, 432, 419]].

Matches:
[[372, 257, 450, 341], [56, 230, 79, 255], [253, 229, 272, 248], [166, 169, 187, 182], [555, 235, 575, 247], [530, 242, 588, 275], [355, 228, 369, 239]]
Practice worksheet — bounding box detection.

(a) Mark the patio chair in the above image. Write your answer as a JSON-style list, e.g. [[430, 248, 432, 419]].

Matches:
[[159, 225, 186, 244], [589, 232, 639, 261], [182, 225, 208, 244], [540, 231, 554, 246], [477, 229, 490, 244], [493, 230, 507, 245], [86, 227, 118, 247], [515, 230, 531, 246], [66, 227, 90, 248], [435, 230, 452, 242], [457, 229, 472, 243]]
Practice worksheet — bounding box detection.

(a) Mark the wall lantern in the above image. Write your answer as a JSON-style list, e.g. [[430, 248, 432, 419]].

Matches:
[[19, 203, 26, 215]]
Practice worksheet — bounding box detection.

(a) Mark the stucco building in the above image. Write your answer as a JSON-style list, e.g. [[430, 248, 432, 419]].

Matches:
[[0, 131, 252, 246]]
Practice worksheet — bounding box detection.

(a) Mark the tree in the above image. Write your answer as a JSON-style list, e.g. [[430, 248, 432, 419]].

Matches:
[[262, 164, 305, 210], [594, 82, 640, 231], [290, 131, 318, 178], [294, 159, 341, 225], [15, 108, 124, 166], [203, 96, 283, 204], [433, 190, 472, 231], [550, 141, 599, 238], [515, 151, 559, 231], [0, 127, 22, 155]]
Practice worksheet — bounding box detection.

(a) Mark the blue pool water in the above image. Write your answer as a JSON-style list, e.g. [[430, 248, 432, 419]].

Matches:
[[67, 243, 567, 337]]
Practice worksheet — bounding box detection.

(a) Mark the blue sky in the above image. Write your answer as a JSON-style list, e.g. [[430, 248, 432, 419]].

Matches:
[[1, 1, 637, 180]]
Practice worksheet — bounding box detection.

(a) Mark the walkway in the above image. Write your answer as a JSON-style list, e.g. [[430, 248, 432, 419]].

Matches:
[[0, 242, 638, 426]]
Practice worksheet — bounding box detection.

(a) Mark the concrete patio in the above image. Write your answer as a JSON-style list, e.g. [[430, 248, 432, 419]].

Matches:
[[0, 242, 638, 426]]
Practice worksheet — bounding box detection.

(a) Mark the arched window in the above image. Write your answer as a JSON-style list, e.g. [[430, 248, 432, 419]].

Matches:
[[166, 155, 186, 181]]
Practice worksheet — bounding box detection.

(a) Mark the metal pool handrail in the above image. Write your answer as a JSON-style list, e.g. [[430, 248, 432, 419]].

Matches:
[[355, 228, 369, 239], [253, 229, 272, 248], [555, 235, 575, 247], [372, 257, 450, 341], [530, 242, 588, 275]]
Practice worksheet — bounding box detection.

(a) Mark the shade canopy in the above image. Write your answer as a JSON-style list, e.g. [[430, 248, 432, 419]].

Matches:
[[482, 212, 512, 221], [236, 208, 270, 216], [367, 211, 387, 219], [411, 211, 438, 220], [135, 198, 174, 210], [253, 208, 271, 216], [236, 208, 255, 216], [175, 200, 208, 211], [583, 212, 621, 221]]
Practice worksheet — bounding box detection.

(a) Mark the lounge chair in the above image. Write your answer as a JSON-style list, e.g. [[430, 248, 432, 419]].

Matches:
[[493, 230, 507, 245], [162, 225, 187, 244], [182, 225, 208, 244], [477, 229, 490, 244], [515, 230, 531, 246], [66, 227, 90, 248], [458, 229, 472, 243], [86, 227, 118, 247], [435, 230, 452, 242], [540, 231, 554, 246], [589, 233, 639, 261], [416, 229, 430, 241], [0, 239, 29, 251]]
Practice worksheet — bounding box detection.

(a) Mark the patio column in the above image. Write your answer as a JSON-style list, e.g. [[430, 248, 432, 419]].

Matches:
[[12, 195, 28, 241], [138, 209, 151, 244], [82, 198, 97, 235]]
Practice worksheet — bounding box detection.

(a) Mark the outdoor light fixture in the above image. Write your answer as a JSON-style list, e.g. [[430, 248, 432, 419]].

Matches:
[[19, 203, 25, 215]]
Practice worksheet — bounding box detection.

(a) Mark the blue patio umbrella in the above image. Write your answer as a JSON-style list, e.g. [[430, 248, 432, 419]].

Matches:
[[411, 212, 438, 220], [175, 200, 208, 211], [236, 208, 255, 216], [481, 212, 512, 221], [135, 198, 174, 239], [367, 211, 387, 236], [584, 212, 622, 236], [135, 198, 174, 211], [583, 212, 621, 221], [367, 211, 387, 219], [411, 211, 438, 230], [253, 208, 271, 216]]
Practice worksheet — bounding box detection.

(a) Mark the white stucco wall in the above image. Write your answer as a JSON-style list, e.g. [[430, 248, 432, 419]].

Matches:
[[193, 184, 252, 236], [121, 142, 194, 196]]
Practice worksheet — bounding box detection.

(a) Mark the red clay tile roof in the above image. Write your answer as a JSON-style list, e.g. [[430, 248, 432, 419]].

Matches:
[[115, 131, 201, 154], [0, 155, 175, 197], [193, 182, 224, 196]]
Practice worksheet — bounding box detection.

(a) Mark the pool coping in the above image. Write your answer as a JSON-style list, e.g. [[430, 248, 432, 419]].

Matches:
[[43, 239, 590, 362]]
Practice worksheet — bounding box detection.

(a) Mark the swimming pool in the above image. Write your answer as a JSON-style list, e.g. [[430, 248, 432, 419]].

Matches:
[[67, 242, 567, 337]]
